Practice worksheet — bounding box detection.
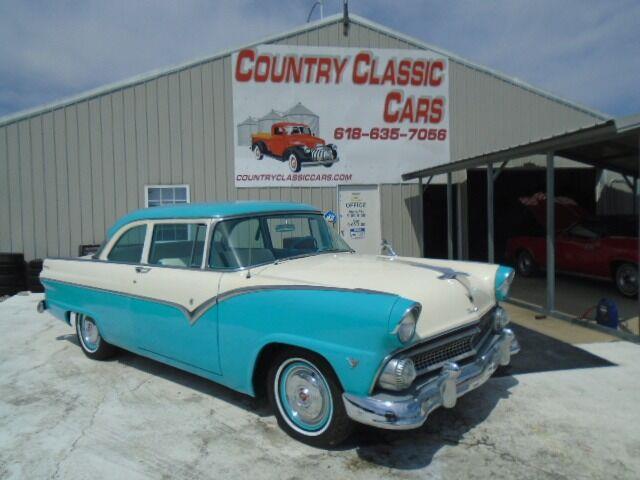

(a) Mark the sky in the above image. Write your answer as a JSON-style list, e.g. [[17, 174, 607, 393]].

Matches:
[[0, 0, 638, 119]]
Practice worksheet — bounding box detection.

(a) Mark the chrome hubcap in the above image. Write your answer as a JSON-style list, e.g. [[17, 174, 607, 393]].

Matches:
[[80, 316, 100, 352], [277, 360, 333, 433], [254, 146, 261, 159], [285, 367, 328, 424], [289, 155, 297, 170], [617, 266, 637, 295]]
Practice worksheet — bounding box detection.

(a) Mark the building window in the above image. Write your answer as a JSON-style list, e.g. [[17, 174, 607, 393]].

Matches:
[[145, 185, 190, 208]]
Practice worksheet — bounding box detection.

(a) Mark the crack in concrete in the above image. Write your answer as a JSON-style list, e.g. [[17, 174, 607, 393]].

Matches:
[[50, 389, 108, 479], [457, 433, 572, 480]]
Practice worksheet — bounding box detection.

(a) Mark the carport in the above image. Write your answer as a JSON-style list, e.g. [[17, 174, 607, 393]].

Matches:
[[403, 114, 640, 324]]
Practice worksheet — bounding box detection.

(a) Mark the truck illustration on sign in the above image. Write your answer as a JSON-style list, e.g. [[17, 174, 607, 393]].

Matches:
[[251, 122, 339, 172]]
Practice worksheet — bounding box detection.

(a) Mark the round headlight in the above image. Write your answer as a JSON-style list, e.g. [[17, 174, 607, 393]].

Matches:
[[397, 307, 418, 344], [378, 358, 417, 391], [494, 306, 510, 331]]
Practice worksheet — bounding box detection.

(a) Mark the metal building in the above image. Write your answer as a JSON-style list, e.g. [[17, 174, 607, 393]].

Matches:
[[0, 14, 605, 261]]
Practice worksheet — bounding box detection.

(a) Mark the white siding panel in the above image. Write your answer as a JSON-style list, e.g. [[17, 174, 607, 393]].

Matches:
[[0, 128, 10, 251], [77, 102, 94, 245]]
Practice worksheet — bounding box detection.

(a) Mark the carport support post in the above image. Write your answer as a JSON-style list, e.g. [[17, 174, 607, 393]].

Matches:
[[546, 153, 556, 314], [447, 172, 454, 259], [419, 176, 424, 257], [487, 162, 495, 263]]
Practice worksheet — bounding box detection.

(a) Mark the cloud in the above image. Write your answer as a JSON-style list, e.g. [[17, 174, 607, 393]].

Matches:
[[1, 0, 638, 117]]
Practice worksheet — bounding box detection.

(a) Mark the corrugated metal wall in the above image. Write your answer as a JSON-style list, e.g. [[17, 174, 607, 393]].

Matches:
[[0, 17, 602, 260]]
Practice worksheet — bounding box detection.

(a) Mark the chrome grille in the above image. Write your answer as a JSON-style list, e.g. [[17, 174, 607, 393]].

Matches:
[[407, 309, 495, 375], [411, 334, 476, 372]]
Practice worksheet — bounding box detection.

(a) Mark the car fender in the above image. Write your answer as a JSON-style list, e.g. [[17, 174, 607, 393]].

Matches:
[[214, 288, 415, 397]]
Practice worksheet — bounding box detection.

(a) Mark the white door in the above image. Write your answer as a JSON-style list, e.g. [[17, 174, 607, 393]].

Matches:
[[338, 185, 382, 255]]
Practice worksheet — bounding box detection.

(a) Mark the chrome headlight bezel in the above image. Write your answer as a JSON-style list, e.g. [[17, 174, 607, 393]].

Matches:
[[377, 358, 417, 391], [396, 305, 420, 344], [494, 306, 510, 331]]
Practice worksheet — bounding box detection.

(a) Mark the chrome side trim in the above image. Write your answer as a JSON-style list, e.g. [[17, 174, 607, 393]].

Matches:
[[40, 278, 396, 326]]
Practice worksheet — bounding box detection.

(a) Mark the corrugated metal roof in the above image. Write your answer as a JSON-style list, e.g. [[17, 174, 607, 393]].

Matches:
[[402, 115, 640, 180], [0, 13, 607, 128]]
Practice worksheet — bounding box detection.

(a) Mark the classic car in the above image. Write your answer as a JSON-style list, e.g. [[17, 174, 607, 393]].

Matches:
[[38, 201, 519, 446], [251, 122, 339, 172], [506, 193, 639, 297]]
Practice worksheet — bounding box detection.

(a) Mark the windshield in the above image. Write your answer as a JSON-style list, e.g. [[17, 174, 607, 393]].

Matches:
[[209, 213, 352, 270], [289, 126, 311, 135]]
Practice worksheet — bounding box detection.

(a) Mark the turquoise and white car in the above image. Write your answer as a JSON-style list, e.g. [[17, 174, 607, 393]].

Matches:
[[38, 201, 519, 446]]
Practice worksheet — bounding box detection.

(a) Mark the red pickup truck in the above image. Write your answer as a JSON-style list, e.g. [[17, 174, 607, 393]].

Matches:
[[251, 122, 339, 172]]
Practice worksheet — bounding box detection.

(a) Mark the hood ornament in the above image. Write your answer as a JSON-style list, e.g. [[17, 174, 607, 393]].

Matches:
[[381, 239, 397, 257], [439, 270, 477, 311]]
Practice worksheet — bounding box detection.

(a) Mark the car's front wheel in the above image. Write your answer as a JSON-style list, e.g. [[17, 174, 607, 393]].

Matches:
[[516, 250, 537, 277], [75, 314, 117, 360], [614, 263, 638, 298], [268, 349, 353, 447]]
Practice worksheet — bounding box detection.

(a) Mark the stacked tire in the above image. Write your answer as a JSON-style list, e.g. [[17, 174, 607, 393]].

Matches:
[[26, 259, 44, 293], [0, 253, 26, 297]]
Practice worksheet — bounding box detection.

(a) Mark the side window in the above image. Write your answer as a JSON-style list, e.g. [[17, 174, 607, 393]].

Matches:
[[107, 225, 147, 263], [209, 217, 274, 269], [148, 223, 207, 268]]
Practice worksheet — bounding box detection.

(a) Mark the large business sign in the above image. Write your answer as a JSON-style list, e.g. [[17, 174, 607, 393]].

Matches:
[[232, 45, 449, 187]]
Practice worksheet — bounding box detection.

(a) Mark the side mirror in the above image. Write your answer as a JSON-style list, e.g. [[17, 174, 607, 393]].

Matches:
[[381, 239, 397, 257]]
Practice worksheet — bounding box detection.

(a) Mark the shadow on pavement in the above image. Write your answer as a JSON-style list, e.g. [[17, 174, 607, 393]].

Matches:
[[498, 323, 615, 377], [349, 375, 518, 469]]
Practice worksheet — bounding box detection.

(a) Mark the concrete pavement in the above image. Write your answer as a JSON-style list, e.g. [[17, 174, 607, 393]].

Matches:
[[1, 293, 639, 479]]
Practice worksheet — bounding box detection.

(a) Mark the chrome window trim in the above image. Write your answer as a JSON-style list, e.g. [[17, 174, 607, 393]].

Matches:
[[205, 211, 344, 273], [101, 220, 151, 264], [145, 218, 212, 269]]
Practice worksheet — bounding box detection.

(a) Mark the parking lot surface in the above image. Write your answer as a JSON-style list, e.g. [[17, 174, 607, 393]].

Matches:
[[1, 293, 639, 479]]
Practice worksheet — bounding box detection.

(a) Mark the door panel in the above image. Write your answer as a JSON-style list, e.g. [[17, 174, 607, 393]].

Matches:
[[133, 266, 223, 374]]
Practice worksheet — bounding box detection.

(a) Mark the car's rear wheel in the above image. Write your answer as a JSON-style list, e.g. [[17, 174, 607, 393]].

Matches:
[[516, 250, 536, 277], [268, 349, 353, 447], [75, 314, 117, 360], [614, 263, 638, 298], [287, 152, 301, 173], [252, 143, 264, 160]]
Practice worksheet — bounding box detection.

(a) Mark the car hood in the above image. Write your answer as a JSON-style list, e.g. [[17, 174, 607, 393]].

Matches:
[[520, 192, 590, 231], [255, 253, 498, 340]]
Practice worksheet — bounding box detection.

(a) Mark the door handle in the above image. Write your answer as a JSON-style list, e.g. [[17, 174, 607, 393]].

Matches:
[[135, 266, 151, 274]]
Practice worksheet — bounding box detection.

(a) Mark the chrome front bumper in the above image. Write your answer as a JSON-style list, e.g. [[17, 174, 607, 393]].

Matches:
[[342, 328, 520, 430]]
